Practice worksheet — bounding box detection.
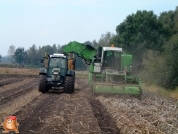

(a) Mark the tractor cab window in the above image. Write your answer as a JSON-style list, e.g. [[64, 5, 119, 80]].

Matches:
[[49, 57, 66, 69], [103, 51, 121, 70]]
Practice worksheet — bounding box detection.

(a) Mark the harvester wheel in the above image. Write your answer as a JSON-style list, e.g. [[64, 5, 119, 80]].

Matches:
[[64, 76, 74, 93], [39, 75, 48, 93]]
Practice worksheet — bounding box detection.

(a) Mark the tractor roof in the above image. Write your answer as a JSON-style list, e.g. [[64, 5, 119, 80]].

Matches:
[[50, 53, 66, 58], [103, 47, 122, 52]]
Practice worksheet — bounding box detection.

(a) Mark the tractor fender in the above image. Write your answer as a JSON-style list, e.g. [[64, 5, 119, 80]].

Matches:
[[39, 68, 47, 75]]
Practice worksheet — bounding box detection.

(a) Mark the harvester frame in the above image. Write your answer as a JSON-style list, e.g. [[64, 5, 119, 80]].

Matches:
[[62, 41, 142, 95]]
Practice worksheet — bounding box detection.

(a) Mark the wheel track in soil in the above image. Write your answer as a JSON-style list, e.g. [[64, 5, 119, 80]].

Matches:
[[0, 90, 40, 121], [75, 78, 120, 134], [0, 77, 24, 87], [76, 78, 171, 134], [0, 76, 119, 134], [0, 78, 36, 94], [96, 90, 178, 133], [0, 78, 38, 106], [17, 94, 62, 133], [16, 94, 51, 131], [13, 78, 94, 133], [16, 90, 102, 133], [0, 76, 41, 133], [82, 79, 167, 134], [0, 74, 177, 133]]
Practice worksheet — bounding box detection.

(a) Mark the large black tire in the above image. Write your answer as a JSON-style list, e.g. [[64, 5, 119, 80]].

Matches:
[[39, 75, 48, 93], [72, 74, 75, 92], [64, 76, 75, 93]]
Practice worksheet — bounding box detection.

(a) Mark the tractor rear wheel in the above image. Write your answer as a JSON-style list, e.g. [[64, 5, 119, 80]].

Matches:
[[64, 76, 75, 93], [72, 74, 75, 92], [39, 75, 48, 93]]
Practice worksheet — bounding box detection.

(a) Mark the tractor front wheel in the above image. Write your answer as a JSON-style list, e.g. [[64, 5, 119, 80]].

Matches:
[[39, 75, 48, 93], [64, 76, 74, 94]]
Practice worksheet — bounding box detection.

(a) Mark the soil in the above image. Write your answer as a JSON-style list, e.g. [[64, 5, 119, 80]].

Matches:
[[0, 72, 177, 134]]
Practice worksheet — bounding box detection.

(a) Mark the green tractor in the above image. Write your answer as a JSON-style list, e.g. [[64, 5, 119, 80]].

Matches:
[[39, 53, 75, 93], [62, 41, 142, 95]]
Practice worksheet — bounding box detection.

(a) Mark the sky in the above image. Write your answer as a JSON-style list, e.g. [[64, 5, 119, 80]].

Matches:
[[0, 0, 178, 56]]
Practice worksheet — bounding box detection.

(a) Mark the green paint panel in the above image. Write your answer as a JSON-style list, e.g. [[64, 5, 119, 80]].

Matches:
[[88, 72, 92, 86], [121, 54, 132, 71], [92, 83, 142, 95], [63, 41, 97, 65]]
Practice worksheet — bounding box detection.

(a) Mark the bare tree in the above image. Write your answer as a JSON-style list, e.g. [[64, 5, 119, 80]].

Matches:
[[98, 32, 115, 47], [8, 45, 15, 64]]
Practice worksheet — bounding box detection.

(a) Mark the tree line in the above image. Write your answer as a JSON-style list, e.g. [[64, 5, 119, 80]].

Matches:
[[4, 6, 178, 89], [6, 32, 114, 70], [111, 6, 178, 89], [7, 44, 89, 70]]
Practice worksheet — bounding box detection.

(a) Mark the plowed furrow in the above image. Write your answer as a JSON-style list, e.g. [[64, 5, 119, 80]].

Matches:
[[16, 94, 50, 130], [0, 87, 41, 124], [90, 99, 120, 134], [0, 77, 23, 87], [18, 94, 102, 134], [0, 78, 35, 93], [18, 94, 54, 132], [76, 78, 120, 134], [0, 78, 38, 105], [96, 93, 178, 134]]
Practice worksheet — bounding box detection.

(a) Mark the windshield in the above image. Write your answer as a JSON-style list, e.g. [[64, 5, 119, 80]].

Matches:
[[103, 51, 121, 70], [49, 57, 66, 69]]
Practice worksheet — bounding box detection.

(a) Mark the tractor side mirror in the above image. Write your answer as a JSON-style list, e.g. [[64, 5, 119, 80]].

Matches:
[[40, 58, 44, 63], [97, 46, 102, 58]]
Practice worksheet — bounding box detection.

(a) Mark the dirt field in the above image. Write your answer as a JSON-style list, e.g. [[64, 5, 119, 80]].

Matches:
[[0, 68, 178, 134]]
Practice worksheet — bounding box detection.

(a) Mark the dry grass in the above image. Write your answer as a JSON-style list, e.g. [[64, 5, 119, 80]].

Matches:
[[143, 84, 178, 100], [97, 94, 178, 134], [0, 67, 38, 75], [0, 67, 88, 77]]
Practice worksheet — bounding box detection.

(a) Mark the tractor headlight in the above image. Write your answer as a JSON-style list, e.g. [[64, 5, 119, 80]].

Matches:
[[52, 70, 60, 78], [53, 72, 58, 75], [52, 71, 60, 80]]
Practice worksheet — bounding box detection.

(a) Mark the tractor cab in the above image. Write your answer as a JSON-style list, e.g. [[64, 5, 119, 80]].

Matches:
[[49, 54, 66, 69], [101, 47, 122, 71], [92, 47, 132, 74], [39, 53, 75, 93]]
